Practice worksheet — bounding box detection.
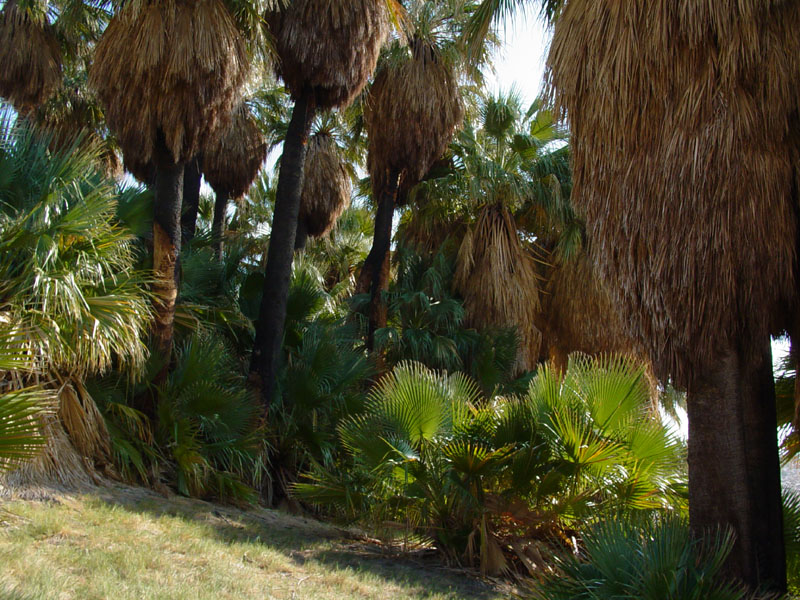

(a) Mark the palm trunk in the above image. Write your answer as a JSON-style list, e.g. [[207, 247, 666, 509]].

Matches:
[[294, 217, 309, 251], [180, 156, 202, 245], [250, 91, 316, 412], [358, 170, 399, 351], [151, 134, 184, 390], [212, 190, 228, 260], [687, 339, 785, 593]]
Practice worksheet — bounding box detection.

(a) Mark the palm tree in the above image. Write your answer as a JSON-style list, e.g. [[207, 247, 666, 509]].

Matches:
[[90, 0, 249, 390], [545, 1, 798, 591], [0, 115, 151, 486], [250, 0, 391, 410], [202, 101, 267, 260], [359, 0, 468, 349], [408, 91, 571, 372], [0, 0, 61, 113], [295, 130, 352, 251]]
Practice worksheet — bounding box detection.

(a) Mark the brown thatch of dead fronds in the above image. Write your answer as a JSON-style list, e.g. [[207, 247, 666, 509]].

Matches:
[[454, 203, 541, 372], [203, 103, 267, 198], [536, 251, 637, 371], [0, 0, 61, 113], [0, 0, 61, 112], [299, 132, 351, 238], [267, 0, 390, 110], [365, 38, 463, 200], [545, 0, 800, 388], [90, 0, 248, 166], [32, 87, 123, 180]]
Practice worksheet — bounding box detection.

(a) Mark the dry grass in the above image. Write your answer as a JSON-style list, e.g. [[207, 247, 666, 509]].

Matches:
[[545, 0, 800, 387], [365, 38, 463, 200], [268, 0, 390, 110], [0, 484, 508, 600], [0, 0, 61, 113], [203, 102, 267, 199], [300, 132, 352, 238], [90, 0, 249, 166], [454, 204, 541, 372]]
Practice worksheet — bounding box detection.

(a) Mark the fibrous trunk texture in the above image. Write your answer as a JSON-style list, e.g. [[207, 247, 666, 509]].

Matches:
[[212, 190, 228, 260], [454, 204, 542, 373], [250, 92, 316, 411], [546, 3, 799, 589], [298, 132, 352, 245], [0, 0, 61, 112], [181, 157, 202, 244], [268, 0, 389, 110], [202, 103, 267, 202], [90, 0, 248, 167], [151, 135, 184, 391], [687, 340, 785, 591]]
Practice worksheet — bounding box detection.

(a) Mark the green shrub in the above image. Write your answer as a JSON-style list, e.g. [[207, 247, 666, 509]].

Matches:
[[531, 516, 745, 600]]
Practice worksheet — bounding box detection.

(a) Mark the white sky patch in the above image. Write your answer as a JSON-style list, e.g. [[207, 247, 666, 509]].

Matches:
[[484, 10, 552, 105]]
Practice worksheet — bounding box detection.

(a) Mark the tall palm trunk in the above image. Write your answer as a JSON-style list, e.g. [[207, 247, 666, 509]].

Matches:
[[181, 156, 202, 244], [687, 339, 785, 592], [250, 91, 316, 412], [151, 134, 184, 391], [358, 170, 399, 350], [294, 217, 308, 251], [212, 190, 228, 260]]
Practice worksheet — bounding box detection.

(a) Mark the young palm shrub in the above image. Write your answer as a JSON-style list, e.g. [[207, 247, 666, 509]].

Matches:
[[0, 115, 151, 487], [531, 516, 746, 600], [155, 335, 266, 503], [262, 257, 374, 504], [294, 355, 685, 575]]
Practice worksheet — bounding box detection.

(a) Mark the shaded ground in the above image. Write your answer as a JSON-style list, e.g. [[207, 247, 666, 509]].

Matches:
[[0, 483, 512, 600]]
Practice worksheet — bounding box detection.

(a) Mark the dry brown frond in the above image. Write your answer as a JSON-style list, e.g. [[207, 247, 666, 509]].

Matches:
[[90, 0, 249, 166], [299, 132, 351, 238], [536, 252, 636, 369], [454, 203, 541, 372], [545, 0, 800, 387], [203, 103, 267, 198], [0, 0, 61, 112], [268, 0, 389, 109], [365, 44, 463, 200]]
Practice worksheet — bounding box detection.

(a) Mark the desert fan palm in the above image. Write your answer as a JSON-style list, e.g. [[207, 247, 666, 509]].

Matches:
[[0, 116, 151, 487], [545, 0, 800, 590], [251, 0, 391, 409], [0, 0, 61, 112], [90, 0, 249, 387], [296, 131, 352, 249], [359, 7, 465, 349], [202, 101, 267, 259], [454, 203, 541, 372]]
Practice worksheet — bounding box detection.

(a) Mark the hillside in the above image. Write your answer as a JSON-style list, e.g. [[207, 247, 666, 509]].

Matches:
[[0, 484, 510, 600]]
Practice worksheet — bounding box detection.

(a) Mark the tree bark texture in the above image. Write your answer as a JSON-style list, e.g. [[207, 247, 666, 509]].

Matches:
[[212, 190, 228, 261], [359, 171, 399, 351], [294, 217, 309, 251], [151, 135, 184, 389], [181, 156, 202, 245], [249, 92, 316, 413], [687, 339, 786, 593]]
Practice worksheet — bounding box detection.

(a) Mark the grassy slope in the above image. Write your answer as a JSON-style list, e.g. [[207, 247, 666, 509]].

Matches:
[[0, 484, 508, 600]]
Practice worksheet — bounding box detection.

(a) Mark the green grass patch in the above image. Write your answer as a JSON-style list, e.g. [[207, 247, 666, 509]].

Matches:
[[0, 485, 507, 600]]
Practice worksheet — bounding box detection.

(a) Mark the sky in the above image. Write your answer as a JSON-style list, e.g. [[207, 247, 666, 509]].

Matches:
[[484, 10, 551, 105]]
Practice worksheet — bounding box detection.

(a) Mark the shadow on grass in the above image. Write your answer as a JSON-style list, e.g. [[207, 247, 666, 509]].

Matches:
[[85, 484, 506, 600]]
